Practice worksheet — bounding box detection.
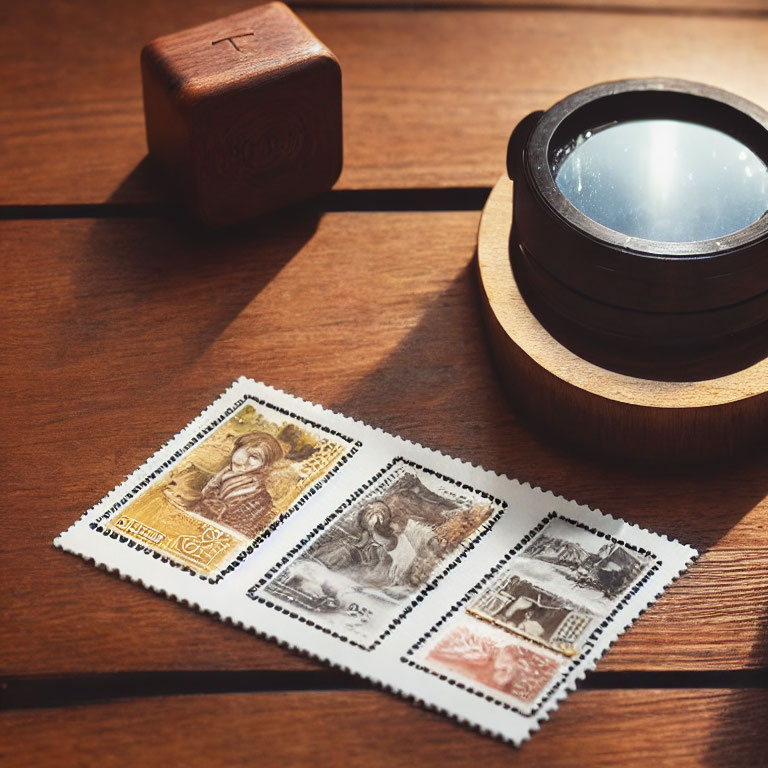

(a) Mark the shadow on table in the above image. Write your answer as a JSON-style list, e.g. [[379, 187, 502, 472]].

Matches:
[[328, 261, 530, 466], [105, 156, 161, 206], [332, 255, 768, 759], [331, 257, 768, 556], [704, 605, 768, 765], [63, 157, 320, 369]]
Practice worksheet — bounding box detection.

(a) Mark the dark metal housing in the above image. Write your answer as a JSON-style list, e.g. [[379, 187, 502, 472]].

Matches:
[[507, 79, 768, 376]]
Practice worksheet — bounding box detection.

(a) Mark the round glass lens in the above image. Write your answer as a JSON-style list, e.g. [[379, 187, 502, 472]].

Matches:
[[554, 119, 768, 243]]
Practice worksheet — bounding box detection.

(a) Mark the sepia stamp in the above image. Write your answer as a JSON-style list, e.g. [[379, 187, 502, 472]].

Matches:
[[252, 458, 503, 648], [467, 575, 596, 656], [522, 517, 652, 600], [466, 517, 652, 655], [102, 398, 356, 578]]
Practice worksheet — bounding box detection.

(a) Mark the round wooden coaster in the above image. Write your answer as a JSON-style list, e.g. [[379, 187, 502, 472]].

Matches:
[[476, 175, 768, 465]]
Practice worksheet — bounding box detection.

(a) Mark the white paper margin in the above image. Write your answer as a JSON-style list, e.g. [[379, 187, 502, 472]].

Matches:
[[55, 377, 698, 746]]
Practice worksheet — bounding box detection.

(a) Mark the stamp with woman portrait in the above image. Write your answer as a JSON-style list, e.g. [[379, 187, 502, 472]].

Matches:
[[103, 399, 356, 578]]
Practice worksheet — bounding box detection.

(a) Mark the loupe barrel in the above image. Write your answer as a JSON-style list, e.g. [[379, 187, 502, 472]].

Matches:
[[508, 79, 768, 364]]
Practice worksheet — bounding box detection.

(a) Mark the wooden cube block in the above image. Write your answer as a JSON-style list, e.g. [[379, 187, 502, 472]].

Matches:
[[141, 2, 342, 227]]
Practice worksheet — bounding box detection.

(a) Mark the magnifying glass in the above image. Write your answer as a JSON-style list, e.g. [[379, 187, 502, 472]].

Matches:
[[506, 79, 768, 376]]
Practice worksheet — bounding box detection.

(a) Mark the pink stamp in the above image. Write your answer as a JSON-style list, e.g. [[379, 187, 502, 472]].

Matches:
[[424, 621, 562, 707]]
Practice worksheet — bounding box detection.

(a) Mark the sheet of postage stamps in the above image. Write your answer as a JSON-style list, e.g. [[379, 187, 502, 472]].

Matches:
[[55, 378, 697, 746]]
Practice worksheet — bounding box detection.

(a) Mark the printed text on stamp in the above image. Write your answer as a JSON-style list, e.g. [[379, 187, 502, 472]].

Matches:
[[107, 401, 351, 576]]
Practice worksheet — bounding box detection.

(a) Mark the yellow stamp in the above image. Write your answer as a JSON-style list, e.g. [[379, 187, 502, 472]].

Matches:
[[106, 401, 352, 577]]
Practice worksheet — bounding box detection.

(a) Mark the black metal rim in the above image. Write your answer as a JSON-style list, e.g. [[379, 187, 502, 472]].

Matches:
[[528, 78, 768, 259], [509, 77, 768, 327]]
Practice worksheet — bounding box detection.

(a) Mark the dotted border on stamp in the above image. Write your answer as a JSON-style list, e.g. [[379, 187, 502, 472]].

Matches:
[[87, 392, 362, 585], [401, 511, 661, 718], [248, 456, 507, 651]]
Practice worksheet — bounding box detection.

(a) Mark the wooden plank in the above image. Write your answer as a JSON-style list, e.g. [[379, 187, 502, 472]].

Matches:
[[1, 689, 767, 767], [3, 4, 768, 203], [2, 214, 768, 677], [300, 0, 768, 8]]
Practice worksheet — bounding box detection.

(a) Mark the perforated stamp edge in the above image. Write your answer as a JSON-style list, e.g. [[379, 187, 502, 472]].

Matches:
[[71, 386, 361, 583], [54, 377, 699, 746]]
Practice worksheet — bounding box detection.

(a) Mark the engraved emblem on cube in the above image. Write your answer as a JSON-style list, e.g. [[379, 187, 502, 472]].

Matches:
[[259, 462, 495, 647], [422, 621, 562, 711], [467, 575, 595, 656], [141, 2, 342, 227], [106, 402, 351, 577], [211, 32, 254, 52]]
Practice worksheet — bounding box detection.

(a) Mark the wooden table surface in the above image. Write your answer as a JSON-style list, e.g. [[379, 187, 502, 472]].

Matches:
[[2, 0, 768, 765]]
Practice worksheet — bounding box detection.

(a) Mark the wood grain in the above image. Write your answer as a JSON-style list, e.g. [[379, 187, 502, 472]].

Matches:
[[298, 0, 768, 9], [141, 2, 343, 226], [2, 689, 767, 767], [3, 1, 767, 761], [2, 214, 768, 678], [3, 3, 768, 203]]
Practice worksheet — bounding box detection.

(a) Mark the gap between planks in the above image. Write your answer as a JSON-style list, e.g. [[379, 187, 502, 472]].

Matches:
[[2, 669, 767, 711], [0, 188, 493, 221]]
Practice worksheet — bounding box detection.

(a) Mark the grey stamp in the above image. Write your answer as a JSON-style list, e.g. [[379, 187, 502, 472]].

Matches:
[[466, 517, 652, 655], [523, 518, 650, 600], [258, 461, 496, 647]]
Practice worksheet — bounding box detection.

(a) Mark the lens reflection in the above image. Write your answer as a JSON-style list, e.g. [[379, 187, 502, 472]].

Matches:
[[554, 119, 768, 243]]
